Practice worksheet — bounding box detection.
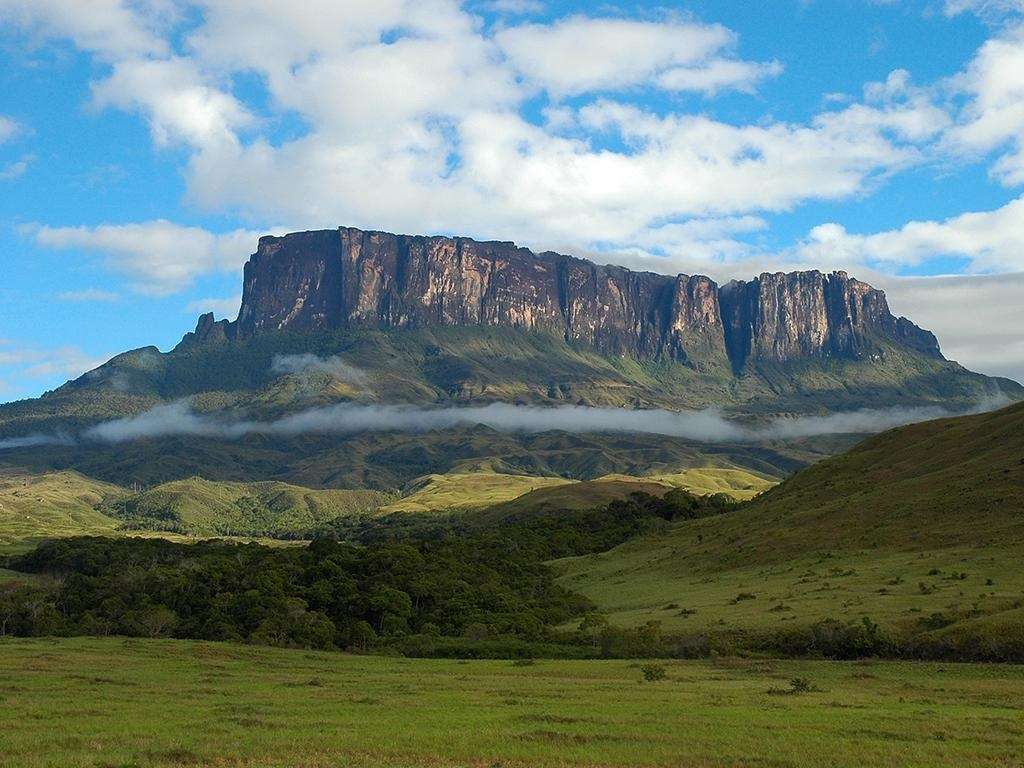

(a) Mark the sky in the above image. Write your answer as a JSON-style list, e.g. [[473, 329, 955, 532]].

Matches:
[[1, 0, 1024, 403]]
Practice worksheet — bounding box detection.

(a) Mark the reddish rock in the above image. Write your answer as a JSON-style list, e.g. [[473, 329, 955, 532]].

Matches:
[[193, 226, 941, 373]]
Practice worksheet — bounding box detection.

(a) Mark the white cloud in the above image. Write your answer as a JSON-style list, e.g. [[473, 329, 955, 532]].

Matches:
[[880, 272, 1024, 383], [0, 0, 171, 59], [944, 0, 1024, 18], [0, 116, 19, 143], [31, 220, 263, 295], [0, 341, 106, 382], [657, 58, 784, 95], [57, 289, 121, 302], [494, 17, 775, 96], [91, 57, 252, 149], [795, 195, 1024, 273], [945, 25, 1024, 184], [185, 294, 242, 319], [0, 156, 31, 180], [5, 1, 958, 267]]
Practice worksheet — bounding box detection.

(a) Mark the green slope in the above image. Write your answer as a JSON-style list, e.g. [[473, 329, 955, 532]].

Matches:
[[2, 327, 1018, 444], [102, 477, 393, 537], [0, 469, 124, 546], [379, 472, 573, 513], [2, 426, 826, 491], [557, 402, 1024, 638]]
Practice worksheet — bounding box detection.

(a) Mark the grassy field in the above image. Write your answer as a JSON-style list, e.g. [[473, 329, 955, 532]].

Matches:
[[2, 637, 1024, 768], [559, 543, 1024, 634], [557, 403, 1024, 638]]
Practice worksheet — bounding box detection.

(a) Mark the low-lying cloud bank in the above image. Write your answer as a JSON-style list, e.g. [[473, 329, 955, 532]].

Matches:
[[1, 397, 1009, 451], [71, 396, 1009, 446], [0, 432, 75, 451], [270, 354, 370, 387]]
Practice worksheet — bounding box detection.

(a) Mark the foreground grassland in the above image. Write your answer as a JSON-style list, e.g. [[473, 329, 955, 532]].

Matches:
[[559, 544, 1024, 635], [2, 637, 1024, 768]]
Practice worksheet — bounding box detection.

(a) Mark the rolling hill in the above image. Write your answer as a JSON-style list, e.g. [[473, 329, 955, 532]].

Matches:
[[557, 402, 1024, 640], [0, 469, 124, 547], [102, 477, 392, 537]]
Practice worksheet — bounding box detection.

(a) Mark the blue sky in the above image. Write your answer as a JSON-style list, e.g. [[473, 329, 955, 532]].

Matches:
[[2, 0, 1024, 402]]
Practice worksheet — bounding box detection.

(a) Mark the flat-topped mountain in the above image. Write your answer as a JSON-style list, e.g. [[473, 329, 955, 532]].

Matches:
[[187, 227, 939, 374], [0, 226, 1019, 456]]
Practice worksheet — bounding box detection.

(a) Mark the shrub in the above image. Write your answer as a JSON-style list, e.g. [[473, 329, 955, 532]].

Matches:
[[641, 664, 667, 682]]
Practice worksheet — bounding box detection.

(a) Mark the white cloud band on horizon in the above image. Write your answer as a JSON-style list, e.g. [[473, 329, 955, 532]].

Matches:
[[67, 396, 1011, 447]]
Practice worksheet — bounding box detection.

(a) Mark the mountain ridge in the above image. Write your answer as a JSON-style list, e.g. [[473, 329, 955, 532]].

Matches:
[[182, 226, 942, 376]]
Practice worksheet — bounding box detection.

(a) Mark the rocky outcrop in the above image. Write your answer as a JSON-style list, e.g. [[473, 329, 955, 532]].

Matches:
[[188, 226, 942, 373]]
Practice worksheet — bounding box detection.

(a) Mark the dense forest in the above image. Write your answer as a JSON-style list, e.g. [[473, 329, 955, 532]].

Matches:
[[0, 491, 732, 656]]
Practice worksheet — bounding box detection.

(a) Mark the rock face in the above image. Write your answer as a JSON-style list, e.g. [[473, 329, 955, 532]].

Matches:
[[193, 226, 941, 373]]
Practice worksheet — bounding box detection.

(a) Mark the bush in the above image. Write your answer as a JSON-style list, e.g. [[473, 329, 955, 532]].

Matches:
[[641, 663, 667, 682]]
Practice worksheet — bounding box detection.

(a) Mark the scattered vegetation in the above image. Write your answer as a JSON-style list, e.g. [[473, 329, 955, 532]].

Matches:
[[3, 637, 1024, 768]]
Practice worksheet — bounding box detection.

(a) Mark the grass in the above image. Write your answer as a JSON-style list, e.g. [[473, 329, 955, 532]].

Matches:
[[2, 637, 1024, 768], [0, 463, 770, 546], [0, 469, 123, 546], [379, 471, 572, 513], [556, 402, 1024, 638], [558, 544, 1024, 635], [645, 467, 777, 500], [104, 476, 392, 536]]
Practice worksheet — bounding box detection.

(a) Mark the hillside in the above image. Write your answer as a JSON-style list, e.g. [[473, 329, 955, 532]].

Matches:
[[0, 422, 826, 492], [0, 469, 123, 546], [379, 472, 573, 514], [557, 402, 1024, 636], [101, 477, 392, 537]]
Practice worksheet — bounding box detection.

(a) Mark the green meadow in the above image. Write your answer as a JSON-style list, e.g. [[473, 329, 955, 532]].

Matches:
[[2, 636, 1024, 768]]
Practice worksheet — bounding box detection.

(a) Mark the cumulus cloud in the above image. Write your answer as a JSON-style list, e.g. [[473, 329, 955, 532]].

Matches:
[[0, 0, 171, 59], [795, 195, 1024, 273], [270, 354, 370, 388], [943, 23, 1024, 185], [494, 17, 776, 96], [91, 56, 253, 149], [4, 0, 957, 267], [30, 220, 262, 295]]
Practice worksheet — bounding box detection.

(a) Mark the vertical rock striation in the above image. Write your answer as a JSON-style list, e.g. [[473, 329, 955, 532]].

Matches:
[[195, 226, 941, 374]]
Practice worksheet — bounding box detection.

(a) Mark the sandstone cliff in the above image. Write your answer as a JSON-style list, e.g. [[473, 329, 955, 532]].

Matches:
[[186, 226, 941, 374]]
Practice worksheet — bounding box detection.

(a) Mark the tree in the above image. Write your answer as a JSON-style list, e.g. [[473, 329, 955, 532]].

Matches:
[[136, 605, 179, 638]]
